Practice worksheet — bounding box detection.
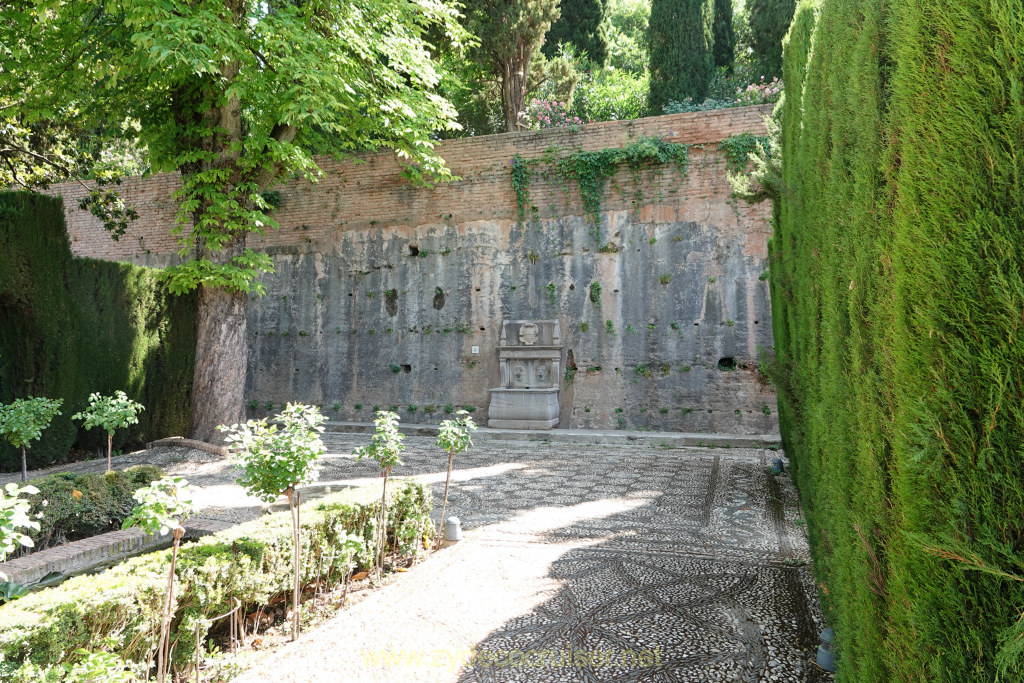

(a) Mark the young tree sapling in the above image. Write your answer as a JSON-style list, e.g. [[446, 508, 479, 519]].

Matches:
[[0, 397, 63, 482], [122, 476, 194, 683], [72, 391, 144, 473], [435, 410, 476, 549], [218, 403, 325, 641], [354, 411, 405, 578]]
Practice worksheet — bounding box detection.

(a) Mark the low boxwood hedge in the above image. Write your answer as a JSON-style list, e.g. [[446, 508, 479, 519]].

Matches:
[[17, 466, 165, 554], [0, 479, 433, 679]]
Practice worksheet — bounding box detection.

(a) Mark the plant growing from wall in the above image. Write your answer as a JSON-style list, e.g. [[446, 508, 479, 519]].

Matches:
[[218, 403, 325, 641], [511, 137, 690, 243], [435, 411, 476, 550], [72, 391, 144, 474], [122, 476, 194, 683], [545, 282, 557, 307], [719, 133, 771, 174], [590, 281, 602, 307], [0, 398, 63, 483], [354, 411, 405, 578]]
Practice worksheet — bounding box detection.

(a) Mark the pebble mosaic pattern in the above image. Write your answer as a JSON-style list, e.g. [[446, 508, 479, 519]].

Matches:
[[301, 436, 831, 682]]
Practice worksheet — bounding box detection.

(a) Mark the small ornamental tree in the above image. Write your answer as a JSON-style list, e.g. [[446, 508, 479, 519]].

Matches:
[[0, 483, 42, 577], [435, 411, 477, 549], [354, 411, 405, 577], [72, 391, 144, 473], [122, 476, 194, 683], [218, 403, 325, 641], [0, 397, 64, 482]]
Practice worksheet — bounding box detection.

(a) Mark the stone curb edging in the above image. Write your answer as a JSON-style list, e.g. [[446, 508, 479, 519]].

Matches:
[[321, 421, 781, 449], [2, 519, 233, 585], [146, 436, 230, 458]]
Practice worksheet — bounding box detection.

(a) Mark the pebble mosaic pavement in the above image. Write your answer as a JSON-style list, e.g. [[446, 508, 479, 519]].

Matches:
[[232, 435, 832, 683]]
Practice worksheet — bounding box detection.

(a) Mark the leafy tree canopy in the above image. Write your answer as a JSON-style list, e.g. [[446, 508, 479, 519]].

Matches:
[[1, 0, 469, 293]]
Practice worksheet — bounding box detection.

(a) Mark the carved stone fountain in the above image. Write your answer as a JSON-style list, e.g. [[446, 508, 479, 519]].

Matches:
[[487, 320, 562, 429]]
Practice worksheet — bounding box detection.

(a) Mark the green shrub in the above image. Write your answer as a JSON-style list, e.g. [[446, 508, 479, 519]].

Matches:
[[768, 0, 1024, 679], [0, 192, 195, 470], [0, 481, 433, 677], [571, 66, 649, 122], [16, 466, 164, 554]]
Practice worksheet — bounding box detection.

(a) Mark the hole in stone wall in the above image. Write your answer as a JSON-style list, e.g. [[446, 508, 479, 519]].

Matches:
[[569, 283, 575, 291], [717, 357, 738, 371], [433, 287, 446, 310], [385, 289, 399, 317], [402, 364, 412, 373], [475, 287, 481, 292], [754, 320, 759, 325], [409, 244, 420, 256]]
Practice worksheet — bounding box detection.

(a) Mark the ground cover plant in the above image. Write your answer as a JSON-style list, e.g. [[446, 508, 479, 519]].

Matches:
[[0, 481, 433, 680], [17, 466, 164, 555], [764, 0, 1024, 678]]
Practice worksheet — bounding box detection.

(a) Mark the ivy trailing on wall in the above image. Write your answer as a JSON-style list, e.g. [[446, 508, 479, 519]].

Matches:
[[718, 133, 770, 174], [510, 136, 690, 246]]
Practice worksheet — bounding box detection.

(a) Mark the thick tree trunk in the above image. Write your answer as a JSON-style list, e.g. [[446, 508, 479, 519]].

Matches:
[[501, 46, 531, 132], [190, 285, 247, 442]]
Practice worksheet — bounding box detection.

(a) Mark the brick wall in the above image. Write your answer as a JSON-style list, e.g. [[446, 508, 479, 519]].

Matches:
[[49, 106, 771, 265]]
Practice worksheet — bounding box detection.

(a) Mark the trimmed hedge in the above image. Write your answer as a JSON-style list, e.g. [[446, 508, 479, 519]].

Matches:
[[0, 192, 196, 469], [0, 480, 433, 679], [771, 0, 1024, 679], [16, 466, 164, 555]]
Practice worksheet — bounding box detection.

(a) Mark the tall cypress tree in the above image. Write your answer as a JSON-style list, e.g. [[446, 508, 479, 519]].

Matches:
[[647, 0, 715, 112], [543, 0, 611, 65], [712, 0, 734, 72], [748, 0, 795, 78]]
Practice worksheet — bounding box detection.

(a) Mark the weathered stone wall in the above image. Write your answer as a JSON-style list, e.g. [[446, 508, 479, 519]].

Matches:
[[50, 105, 778, 434]]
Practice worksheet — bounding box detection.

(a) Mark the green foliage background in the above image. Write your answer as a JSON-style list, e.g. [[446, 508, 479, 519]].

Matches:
[[0, 192, 195, 470], [712, 0, 734, 72], [748, 0, 795, 78], [771, 0, 1024, 679], [647, 0, 715, 112], [544, 0, 611, 65]]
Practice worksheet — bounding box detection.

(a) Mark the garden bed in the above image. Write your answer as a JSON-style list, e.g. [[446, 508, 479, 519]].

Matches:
[[0, 479, 433, 681]]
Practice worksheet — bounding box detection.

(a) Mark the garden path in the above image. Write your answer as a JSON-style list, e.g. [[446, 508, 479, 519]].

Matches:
[[231, 435, 832, 683]]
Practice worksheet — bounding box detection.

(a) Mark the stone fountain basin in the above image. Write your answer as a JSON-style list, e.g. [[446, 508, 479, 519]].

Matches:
[[487, 387, 560, 429]]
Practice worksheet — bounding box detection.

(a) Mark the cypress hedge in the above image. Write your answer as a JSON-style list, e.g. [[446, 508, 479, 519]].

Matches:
[[646, 0, 715, 112], [0, 192, 195, 469], [771, 0, 1024, 679]]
